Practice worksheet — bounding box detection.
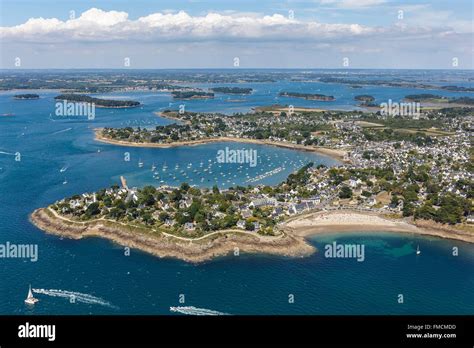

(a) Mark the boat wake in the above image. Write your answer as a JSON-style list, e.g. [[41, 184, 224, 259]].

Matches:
[[50, 127, 72, 135], [32, 288, 118, 309], [169, 306, 229, 316], [0, 151, 15, 156]]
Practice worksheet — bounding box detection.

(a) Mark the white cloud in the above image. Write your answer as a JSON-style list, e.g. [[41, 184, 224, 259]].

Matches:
[[318, 0, 387, 9], [1, 7, 471, 70], [0, 8, 378, 43]]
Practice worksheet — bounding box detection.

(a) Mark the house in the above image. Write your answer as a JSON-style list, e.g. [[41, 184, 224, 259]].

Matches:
[[367, 197, 377, 206], [302, 201, 316, 210], [164, 219, 176, 227], [69, 200, 82, 209], [184, 222, 195, 230], [271, 207, 283, 218], [252, 222, 260, 231], [307, 195, 321, 204], [348, 179, 358, 188], [241, 209, 252, 219], [249, 197, 277, 208], [287, 203, 307, 215], [125, 189, 139, 203], [236, 220, 246, 229]]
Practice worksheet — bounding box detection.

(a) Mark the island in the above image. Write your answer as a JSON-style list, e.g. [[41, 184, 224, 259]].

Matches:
[[279, 92, 335, 101], [54, 94, 141, 108], [211, 87, 253, 95], [354, 95, 376, 106], [171, 91, 214, 99], [14, 93, 39, 100]]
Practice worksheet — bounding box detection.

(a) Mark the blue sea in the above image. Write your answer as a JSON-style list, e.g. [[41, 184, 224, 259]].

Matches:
[[0, 69, 473, 315]]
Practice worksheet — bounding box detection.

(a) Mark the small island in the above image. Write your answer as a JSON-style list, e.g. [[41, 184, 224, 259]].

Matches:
[[14, 93, 39, 100], [354, 95, 376, 106], [54, 94, 141, 108], [171, 91, 214, 100], [279, 92, 335, 101], [211, 87, 253, 95]]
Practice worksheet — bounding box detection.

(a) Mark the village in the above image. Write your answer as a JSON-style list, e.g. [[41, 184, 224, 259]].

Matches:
[[55, 106, 473, 237]]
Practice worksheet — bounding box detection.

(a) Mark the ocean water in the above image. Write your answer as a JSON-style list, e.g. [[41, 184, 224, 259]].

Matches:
[[0, 71, 473, 315]]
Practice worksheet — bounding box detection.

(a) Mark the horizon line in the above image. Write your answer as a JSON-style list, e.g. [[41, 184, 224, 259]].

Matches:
[[0, 67, 473, 71]]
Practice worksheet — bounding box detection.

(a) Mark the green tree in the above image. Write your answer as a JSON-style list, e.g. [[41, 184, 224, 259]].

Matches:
[[85, 202, 100, 217], [339, 186, 353, 199]]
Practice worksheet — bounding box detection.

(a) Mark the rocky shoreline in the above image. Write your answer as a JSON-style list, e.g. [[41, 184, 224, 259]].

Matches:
[[30, 207, 473, 264], [30, 208, 315, 263]]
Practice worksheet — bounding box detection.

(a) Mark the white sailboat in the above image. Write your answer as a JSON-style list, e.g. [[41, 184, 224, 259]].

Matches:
[[416, 245, 421, 255], [62, 177, 68, 185], [138, 159, 144, 168], [25, 285, 39, 305], [151, 163, 156, 171]]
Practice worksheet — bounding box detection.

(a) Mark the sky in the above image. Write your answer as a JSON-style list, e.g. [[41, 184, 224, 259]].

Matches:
[[0, 0, 472, 69]]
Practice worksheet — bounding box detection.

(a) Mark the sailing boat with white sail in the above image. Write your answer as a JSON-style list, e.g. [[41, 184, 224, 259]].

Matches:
[[25, 284, 39, 305]]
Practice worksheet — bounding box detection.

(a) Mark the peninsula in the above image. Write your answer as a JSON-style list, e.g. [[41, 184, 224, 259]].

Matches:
[[95, 109, 347, 161], [404, 94, 474, 106], [30, 160, 473, 263]]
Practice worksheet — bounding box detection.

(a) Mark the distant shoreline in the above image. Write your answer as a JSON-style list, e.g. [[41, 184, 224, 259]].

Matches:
[[94, 129, 349, 162]]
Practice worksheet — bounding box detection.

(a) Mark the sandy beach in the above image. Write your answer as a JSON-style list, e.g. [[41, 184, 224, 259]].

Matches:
[[283, 210, 474, 243]]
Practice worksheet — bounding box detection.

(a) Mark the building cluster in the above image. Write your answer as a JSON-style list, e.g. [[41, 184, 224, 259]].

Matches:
[[57, 109, 473, 236]]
